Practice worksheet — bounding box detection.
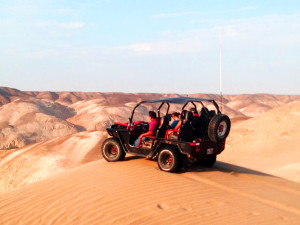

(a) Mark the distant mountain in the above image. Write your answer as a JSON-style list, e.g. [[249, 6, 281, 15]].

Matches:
[[0, 87, 299, 149]]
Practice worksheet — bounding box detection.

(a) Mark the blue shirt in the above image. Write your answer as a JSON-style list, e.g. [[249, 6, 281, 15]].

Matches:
[[170, 119, 180, 129]]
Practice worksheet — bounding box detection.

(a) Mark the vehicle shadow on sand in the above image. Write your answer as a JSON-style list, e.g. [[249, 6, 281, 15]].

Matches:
[[123, 155, 144, 161], [183, 161, 274, 177], [123, 155, 274, 178]]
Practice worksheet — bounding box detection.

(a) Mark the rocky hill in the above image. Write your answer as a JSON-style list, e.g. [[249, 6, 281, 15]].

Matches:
[[0, 87, 299, 149]]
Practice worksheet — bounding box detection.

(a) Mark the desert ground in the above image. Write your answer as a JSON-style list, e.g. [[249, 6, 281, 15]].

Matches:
[[0, 87, 300, 224]]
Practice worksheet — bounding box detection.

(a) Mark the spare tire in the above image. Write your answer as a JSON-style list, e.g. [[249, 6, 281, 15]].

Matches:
[[208, 114, 231, 142]]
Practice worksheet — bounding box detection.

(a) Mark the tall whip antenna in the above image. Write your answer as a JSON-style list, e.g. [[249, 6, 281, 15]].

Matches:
[[219, 27, 223, 112]]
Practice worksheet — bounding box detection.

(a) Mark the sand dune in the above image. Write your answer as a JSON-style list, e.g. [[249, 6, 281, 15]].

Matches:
[[218, 101, 300, 182], [0, 131, 107, 193], [0, 158, 299, 224]]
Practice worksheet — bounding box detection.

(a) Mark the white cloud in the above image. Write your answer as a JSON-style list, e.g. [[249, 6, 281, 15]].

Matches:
[[112, 12, 300, 58], [152, 11, 201, 18], [59, 22, 85, 29], [114, 32, 210, 55], [123, 44, 152, 52]]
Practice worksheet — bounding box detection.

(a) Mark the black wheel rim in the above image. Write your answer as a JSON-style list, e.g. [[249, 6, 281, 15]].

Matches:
[[105, 144, 118, 159], [159, 150, 174, 170]]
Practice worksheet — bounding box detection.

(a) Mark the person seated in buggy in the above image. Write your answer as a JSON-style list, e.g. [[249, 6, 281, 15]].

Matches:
[[165, 110, 187, 139], [134, 111, 160, 147], [189, 107, 199, 121], [170, 112, 180, 129]]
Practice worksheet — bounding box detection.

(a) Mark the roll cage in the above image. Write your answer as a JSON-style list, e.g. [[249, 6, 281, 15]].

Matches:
[[128, 96, 221, 127]]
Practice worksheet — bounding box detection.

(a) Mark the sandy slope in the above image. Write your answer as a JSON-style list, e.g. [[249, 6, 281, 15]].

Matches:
[[218, 101, 300, 182], [0, 131, 107, 193], [0, 158, 299, 225]]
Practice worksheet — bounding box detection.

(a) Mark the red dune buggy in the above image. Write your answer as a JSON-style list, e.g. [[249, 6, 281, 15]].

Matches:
[[101, 97, 230, 172]]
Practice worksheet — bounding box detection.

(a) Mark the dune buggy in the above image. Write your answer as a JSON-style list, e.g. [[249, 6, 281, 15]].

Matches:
[[101, 97, 231, 172]]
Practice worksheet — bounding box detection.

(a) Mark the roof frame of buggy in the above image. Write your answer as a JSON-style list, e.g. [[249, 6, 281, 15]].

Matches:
[[129, 97, 221, 122]]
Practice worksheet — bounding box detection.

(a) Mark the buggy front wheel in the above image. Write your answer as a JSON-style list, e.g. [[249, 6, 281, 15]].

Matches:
[[101, 138, 125, 162]]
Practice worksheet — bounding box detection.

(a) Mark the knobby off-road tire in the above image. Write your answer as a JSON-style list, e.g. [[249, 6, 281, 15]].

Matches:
[[157, 146, 182, 173], [101, 138, 125, 162], [208, 114, 231, 142], [200, 154, 217, 167]]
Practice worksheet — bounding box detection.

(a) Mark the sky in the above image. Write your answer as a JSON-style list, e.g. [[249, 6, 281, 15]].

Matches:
[[0, 0, 299, 94]]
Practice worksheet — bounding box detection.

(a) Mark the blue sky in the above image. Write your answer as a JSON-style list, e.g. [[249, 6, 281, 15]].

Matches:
[[0, 0, 299, 94]]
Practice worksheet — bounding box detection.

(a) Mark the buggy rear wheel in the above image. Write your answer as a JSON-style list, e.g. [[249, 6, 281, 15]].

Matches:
[[101, 138, 125, 162], [157, 147, 182, 172]]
